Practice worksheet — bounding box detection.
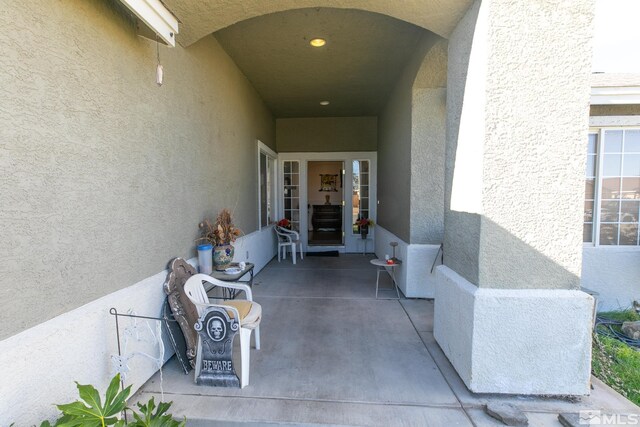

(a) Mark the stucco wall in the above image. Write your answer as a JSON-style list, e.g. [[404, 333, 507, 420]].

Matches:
[[582, 247, 640, 311], [377, 34, 445, 243], [444, 0, 594, 289], [443, 0, 482, 284], [276, 117, 377, 152], [0, 0, 274, 340], [410, 40, 447, 244]]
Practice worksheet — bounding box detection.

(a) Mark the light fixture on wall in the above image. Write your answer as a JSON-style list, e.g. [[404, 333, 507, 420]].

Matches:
[[310, 38, 326, 47], [320, 100, 330, 106]]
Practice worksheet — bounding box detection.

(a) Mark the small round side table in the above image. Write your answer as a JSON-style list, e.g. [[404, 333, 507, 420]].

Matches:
[[370, 259, 401, 299]]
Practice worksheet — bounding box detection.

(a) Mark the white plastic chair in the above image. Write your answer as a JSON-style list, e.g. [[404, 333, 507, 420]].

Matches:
[[184, 274, 261, 388], [275, 226, 303, 264]]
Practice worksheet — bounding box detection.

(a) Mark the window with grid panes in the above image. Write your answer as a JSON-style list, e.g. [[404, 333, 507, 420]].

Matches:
[[585, 129, 640, 246]]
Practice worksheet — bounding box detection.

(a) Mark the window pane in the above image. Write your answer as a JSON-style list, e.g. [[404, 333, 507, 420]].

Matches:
[[601, 178, 620, 199], [588, 134, 598, 154], [625, 130, 640, 152], [284, 162, 291, 173], [361, 184, 369, 199], [260, 153, 267, 227], [619, 224, 638, 245], [292, 162, 299, 173], [604, 130, 623, 152], [601, 200, 620, 222], [623, 154, 640, 177], [586, 155, 596, 177], [600, 224, 619, 245], [622, 177, 640, 200], [621, 200, 640, 223], [352, 160, 361, 234], [603, 154, 622, 176], [584, 201, 594, 222], [583, 223, 593, 243], [361, 161, 369, 173], [585, 178, 596, 199], [361, 173, 369, 186]]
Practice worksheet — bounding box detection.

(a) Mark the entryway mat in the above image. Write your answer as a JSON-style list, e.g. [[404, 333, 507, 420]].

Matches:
[[306, 251, 339, 257]]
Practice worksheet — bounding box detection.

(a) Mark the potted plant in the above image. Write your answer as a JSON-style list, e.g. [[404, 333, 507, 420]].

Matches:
[[277, 218, 291, 229], [355, 217, 374, 239], [197, 209, 242, 270]]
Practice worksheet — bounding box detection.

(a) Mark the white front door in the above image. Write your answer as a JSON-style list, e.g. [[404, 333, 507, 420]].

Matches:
[[278, 152, 377, 253]]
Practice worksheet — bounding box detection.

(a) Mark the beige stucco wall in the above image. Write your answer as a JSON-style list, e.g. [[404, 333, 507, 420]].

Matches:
[[410, 40, 447, 244], [378, 34, 446, 244], [0, 0, 274, 340], [444, 0, 594, 289], [276, 117, 377, 152]]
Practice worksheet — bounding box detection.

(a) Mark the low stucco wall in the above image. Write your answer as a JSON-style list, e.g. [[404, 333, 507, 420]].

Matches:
[[434, 265, 594, 395], [374, 225, 440, 298], [0, 0, 274, 340], [582, 247, 640, 311], [0, 227, 277, 426]]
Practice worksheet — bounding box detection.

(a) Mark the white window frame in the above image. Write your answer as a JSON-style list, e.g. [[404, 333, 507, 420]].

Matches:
[[587, 127, 640, 248], [257, 141, 278, 230]]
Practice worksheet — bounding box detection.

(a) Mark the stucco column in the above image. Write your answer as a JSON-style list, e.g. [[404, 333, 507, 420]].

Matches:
[[435, 0, 596, 395]]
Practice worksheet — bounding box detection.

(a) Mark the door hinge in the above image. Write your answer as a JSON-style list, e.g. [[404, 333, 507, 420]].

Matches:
[[342, 169, 346, 175], [342, 200, 345, 206]]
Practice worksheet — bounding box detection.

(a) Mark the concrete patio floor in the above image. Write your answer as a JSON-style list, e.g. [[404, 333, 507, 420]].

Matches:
[[133, 255, 640, 426]]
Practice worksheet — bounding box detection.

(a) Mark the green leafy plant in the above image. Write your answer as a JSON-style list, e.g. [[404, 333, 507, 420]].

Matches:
[[36, 374, 184, 427], [129, 398, 184, 427]]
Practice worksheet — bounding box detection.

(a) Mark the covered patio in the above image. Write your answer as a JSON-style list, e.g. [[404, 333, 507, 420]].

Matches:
[[3, 0, 630, 424], [132, 256, 638, 426]]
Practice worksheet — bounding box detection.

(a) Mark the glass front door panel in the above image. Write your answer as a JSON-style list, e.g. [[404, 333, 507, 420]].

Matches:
[[283, 161, 300, 232], [352, 160, 370, 233]]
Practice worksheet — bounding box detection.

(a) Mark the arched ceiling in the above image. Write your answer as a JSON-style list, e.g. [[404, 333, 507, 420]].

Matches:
[[214, 8, 433, 117], [163, 0, 473, 47]]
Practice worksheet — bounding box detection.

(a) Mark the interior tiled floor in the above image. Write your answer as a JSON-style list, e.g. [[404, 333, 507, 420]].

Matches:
[[133, 255, 639, 426]]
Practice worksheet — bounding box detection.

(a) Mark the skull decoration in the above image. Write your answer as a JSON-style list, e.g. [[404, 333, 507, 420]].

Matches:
[[210, 319, 224, 341]]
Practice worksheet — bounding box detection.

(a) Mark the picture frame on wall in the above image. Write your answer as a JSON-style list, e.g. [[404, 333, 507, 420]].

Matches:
[[319, 174, 338, 192]]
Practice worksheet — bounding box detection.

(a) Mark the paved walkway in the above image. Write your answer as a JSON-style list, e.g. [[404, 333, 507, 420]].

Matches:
[[134, 255, 639, 426]]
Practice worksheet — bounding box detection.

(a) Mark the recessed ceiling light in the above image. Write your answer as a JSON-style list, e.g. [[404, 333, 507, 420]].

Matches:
[[310, 38, 326, 47], [320, 101, 330, 106]]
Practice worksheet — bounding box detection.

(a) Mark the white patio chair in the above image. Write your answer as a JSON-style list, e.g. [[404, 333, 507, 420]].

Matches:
[[275, 226, 303, 264], [184, 274, 262, 388]]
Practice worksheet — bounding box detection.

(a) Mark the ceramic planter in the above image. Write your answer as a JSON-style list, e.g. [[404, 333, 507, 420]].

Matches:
[[213, 244, 234, 270]]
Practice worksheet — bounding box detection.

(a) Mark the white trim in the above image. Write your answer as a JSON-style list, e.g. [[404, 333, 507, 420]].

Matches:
[[590, 116, 640, 128], [594, 130, 603, 246], [119, 0, 179, 46], [257, 140, 277, 159], [257, 141, 278, 231], [591, 86, 640, 105]]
